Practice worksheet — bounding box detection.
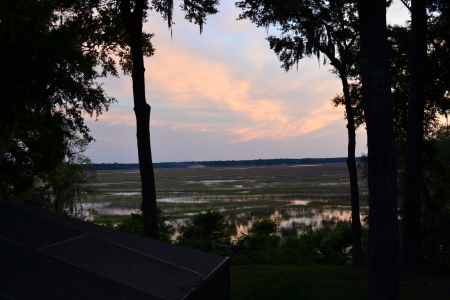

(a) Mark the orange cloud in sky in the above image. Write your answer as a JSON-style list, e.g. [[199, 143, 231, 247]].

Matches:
[[151, 119, 215, 132], [93, 108, 221, 133], [144, 44, 344, 142], [92, 108, 136, 125], [93, 43, 344, 143]]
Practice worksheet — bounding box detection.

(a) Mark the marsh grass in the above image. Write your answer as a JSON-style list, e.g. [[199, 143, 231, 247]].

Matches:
[[81, 163, 368, 237]]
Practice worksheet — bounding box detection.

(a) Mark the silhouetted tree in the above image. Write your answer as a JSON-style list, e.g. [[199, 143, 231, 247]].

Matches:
[[50, 137, 97, 215], [114, 0, 219, 239], [236, 0, 364, 266], [358, 0, 399, 299], [116, 0, 160, 239], [0, 0, 115, 201], [400, 0, 450, 269], [402, 0, 427, 269], [346, 1, 450, 270]]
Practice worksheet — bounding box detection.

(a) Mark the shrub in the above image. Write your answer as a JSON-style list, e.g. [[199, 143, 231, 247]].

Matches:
[[115, 208, 174, 243], [279, 236, 320, 265], [316, 223, 352, 264], [287, 223, 353, 265], [250, 217, 278, 236], [234, 234, 281, 264], [422, 211, 450, 267], [175, 209, 231, 253], [233, 217, 280, 264], [298, 225, 324, 249], [174, 212, 354, 266]]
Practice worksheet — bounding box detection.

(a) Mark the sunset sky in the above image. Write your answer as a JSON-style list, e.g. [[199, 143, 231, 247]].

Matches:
[[84, 1, 410, 163]]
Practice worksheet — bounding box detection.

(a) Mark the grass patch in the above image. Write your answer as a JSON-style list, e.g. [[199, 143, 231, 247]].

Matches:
[[231, 264, 450, 300], [231, 265, 365, 300]]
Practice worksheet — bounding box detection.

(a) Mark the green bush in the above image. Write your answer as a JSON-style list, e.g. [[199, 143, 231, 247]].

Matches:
[[298, 225, 324, 249], [175, 209, 231, 253], [232, 217, 280, 264], [422, 211, 450, 267], [233, 222, 354, 266], [234, 234, 281, 264], [115, 208, 174, 243], [249, 217, 278, 236], [173, 211, 355, 266], [279, 236, 318, 265], [316, 223, 352, 264]]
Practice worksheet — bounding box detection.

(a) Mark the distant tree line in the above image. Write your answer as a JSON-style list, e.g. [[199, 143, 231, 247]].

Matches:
[[88, 157, 359, 170]]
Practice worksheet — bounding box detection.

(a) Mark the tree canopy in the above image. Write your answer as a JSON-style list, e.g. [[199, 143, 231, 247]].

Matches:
[[0, 0, 116, 202], [236, 0, 365, 266]]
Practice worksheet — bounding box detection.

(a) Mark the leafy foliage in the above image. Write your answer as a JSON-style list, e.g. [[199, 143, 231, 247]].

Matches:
[[418, 125, 450, 266], [234, 222, 353, 265], [234, 217, 281, 264], [422, 211, 450, 267], [316, 223, 352, 264], [112, 0, 221, 239], [421, 126, 450, 209], [47, 138, 97, 214], [0, 0, 116, 203], [330, 21, 450, 156], [236, 0, 360, 73], [175, 209, 231, 252], [115, 208, 175, 243], [169, 208, 357, 265], [236, 0, 365, 266], [249, 216, 278, 235]]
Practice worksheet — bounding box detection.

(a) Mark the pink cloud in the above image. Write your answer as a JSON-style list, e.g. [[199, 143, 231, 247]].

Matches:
[[91, 108, 136, 125], [92, 40, 344, 143], [142, 45, 345, 142]]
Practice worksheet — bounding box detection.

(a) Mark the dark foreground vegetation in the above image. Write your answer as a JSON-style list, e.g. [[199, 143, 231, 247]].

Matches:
[[108, 209, 450, 268], [100, 209, 358, 265], [231, 264, 450, 300], [96, 208, 450, 299]]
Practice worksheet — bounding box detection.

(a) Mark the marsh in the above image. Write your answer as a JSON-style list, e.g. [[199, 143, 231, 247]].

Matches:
[[81, 162, 368, 238]]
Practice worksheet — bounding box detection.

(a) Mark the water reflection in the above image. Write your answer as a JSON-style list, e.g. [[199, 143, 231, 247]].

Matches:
[[80, 199, 367, 239], [86, 163, 369, 238], [226, 206, 367, 238], [183, 180, 239, 185]]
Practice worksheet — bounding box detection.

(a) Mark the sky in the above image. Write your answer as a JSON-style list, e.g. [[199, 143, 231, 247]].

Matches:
[[84, 1, 410, 163]]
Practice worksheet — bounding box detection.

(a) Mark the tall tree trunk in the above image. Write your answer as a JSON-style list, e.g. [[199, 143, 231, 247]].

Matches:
[[119, 0, 159, 239], [358, 1, 399, 299], [339, 72, 364, 267], [324, 51, 364, 267], [401, 0, 427, 269]]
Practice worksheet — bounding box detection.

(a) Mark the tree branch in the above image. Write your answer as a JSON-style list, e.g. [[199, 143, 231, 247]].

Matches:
[[400, 0, 412, 13]]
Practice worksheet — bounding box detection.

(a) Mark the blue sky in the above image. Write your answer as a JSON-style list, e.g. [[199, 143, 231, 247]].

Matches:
[[84, 1, 410, 163]]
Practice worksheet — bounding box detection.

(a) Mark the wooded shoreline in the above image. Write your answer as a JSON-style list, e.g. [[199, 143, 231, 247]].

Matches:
[[89, 157, 362, 170]]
